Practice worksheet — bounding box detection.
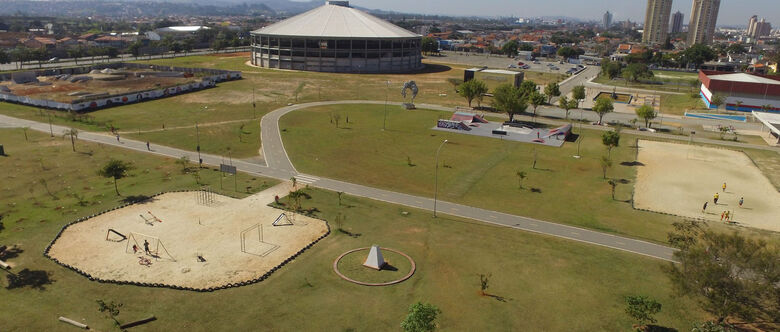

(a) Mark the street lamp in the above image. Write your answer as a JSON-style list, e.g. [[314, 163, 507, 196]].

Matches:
[[383, 80, 390, 130], [195, 121, 202, 167], [433, 139, 449, 218]]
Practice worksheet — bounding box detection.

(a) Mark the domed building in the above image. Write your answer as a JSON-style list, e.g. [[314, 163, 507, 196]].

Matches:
[[250, 1, 423, 73]]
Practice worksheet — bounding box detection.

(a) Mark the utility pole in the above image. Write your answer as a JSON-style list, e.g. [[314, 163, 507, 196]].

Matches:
[[48, 112, 53, 137], [195, 121, 201, 168], [433, 139, 449, 218], [252, 88, 256, 119], [383, 80, 390, 130]]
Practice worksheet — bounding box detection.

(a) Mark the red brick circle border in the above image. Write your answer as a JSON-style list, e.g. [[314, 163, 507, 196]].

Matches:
[[333, 247, 416, 286]]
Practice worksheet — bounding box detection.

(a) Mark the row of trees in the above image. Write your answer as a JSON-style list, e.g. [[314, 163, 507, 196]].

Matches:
[[457, 79, 573, 121]]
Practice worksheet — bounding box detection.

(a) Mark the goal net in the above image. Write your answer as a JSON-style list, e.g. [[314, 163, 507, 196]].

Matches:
[[125, 232, 176, 262], [240, 224, 280, 257]]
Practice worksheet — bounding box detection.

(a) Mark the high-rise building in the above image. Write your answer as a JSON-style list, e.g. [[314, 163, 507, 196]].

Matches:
[[671, 11, 684, 34], [603, 11, 613, 29], [642, 0, 673, 45], [688, 0, 721, 45], [747, 15, 758, 37], [752, 19, 772, 39]]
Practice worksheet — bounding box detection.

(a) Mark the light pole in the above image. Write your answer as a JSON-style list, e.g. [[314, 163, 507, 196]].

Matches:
[[383, 80, 390, 130], [433, 139, 449, 218], [195, 121, 201, 167], [47, 112, 53, 137]]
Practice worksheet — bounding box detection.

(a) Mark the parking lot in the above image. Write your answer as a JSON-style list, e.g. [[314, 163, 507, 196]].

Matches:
[[430, 51, 584, 74]]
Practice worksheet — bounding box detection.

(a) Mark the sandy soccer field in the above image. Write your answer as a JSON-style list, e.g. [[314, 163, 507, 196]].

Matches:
[[634, 140, 780, 232], [47, 183, 328, 289]]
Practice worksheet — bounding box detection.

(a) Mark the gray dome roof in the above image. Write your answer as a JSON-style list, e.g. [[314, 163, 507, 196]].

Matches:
[[251, 2, 420, 39]]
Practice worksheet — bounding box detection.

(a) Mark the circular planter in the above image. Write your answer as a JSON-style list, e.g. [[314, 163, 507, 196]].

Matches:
[[333, 247, 415, 286]]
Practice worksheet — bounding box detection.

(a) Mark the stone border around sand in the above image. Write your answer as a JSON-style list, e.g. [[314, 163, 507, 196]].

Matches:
[[333, 247, 416, 286], [43, 190, 331, 292]]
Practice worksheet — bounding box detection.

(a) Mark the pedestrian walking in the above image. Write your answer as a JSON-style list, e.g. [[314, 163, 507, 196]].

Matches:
[[738, 197, 743, 208], [116, 134, 120, 142], [722, 182, 727, 192], [713, 192, 719, 204], [702, 201, 708, 212], [146, 141, 150, 151]]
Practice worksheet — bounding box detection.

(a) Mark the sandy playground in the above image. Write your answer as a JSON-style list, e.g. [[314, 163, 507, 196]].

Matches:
[[634, 140, 780, 232], [47, 183, 328, 289]]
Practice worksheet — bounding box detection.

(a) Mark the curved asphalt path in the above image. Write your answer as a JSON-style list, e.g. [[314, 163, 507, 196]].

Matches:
[[2, 101, 678, 262]]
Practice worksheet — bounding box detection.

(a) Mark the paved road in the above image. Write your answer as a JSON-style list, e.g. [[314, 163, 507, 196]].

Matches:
[[1, 106, 679, 262]]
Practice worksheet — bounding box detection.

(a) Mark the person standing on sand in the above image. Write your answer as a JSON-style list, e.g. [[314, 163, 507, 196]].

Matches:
[[714, 193, 719, 204], [725, 210, 731, 222], [143, 240, 151, 255], [739, 197, 744, 208], [722, 182, 727, 192]]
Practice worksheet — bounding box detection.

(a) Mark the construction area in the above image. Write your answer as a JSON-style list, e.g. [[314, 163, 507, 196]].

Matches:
[[0, 62, 241, 111], [633, 140, 780, 232], [46, 183, 328, 290]]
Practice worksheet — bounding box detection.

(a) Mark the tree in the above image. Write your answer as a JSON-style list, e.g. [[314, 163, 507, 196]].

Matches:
[[337, 191, 344, 206], [734, 100, 743, 111], [518, 43, 534, 51], [593, 96, 614, 125], [683, 44, 717, 69], [664, 221, 780, 325], [600, 156, 612, 179], [479, 273, 491, 295], [624, 295, 662, 329], [62, 128, 78, 152], [176, 156, 190, 173], [0, 49, 9, 65], [500, 40, 518, 57], [556, 46, 579, 59], [401, 302, 441, 332], [600, 59, 622, 79], [544, 82, 560, 104], [421, 37, 438, 55], [491, 84, 528, 122], [127, 41, 143, 58], [572, 85, 586, 108], [710, 94, 725, 111], [96, 299, 123, 327], [528, 90, 546, 119], [98, 159, 133, 196], [601, 130, 620, 158], [518, 80, 537, 97], [558, 96, 575, 119], [635, 105, 657, 128], [621, 63, 654, 83], [516, 170, 526, 189], [457, 80, 488, 108], [608, 179, 617, 200]]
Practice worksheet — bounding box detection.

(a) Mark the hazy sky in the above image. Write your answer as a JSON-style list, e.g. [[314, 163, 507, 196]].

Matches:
[[331, 0, 779, 27]]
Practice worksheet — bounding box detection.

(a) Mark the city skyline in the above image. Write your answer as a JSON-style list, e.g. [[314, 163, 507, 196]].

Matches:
[[339, 0, 779, 26]]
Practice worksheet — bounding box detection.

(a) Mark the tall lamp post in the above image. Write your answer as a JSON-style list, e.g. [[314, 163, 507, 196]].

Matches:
[[195, 121, 202, 167], [383, 80, 390, 130], [433, 139, 449, 218]]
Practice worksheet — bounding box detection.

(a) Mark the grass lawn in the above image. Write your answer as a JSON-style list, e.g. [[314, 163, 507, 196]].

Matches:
[[661, 93, 707, 115], [594, 70, 700, 94], [0, 128, 706, 330], [279, 104, 780, 244]]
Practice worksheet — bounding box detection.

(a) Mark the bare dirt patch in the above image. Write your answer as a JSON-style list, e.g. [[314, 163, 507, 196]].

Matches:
[[47, 183, 328, 289], [634, 140, 780, 232]]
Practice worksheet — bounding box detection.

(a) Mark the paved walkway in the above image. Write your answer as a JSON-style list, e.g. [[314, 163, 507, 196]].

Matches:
[[1, 105, 679, 262]]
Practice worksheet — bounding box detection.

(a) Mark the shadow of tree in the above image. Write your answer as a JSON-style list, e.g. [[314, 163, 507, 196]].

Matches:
[[121, 195, 155, 204], [338, 229, 362, 238], [530, 188, 543, 193], [5, 269, 54, 290], [484, 292, 512, 302], [0, 245, 23, 260], [646, 325, 678, 332], [620, 161, 645, 166]]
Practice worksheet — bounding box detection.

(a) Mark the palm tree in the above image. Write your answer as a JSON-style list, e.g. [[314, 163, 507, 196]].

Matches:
[[734, 100, 743, 112], [98, 159, 133, 196], [62, 128, 78, 152]]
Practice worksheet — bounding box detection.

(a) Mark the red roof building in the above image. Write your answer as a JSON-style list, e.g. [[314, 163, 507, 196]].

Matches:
[[698, 70, 780, 113]]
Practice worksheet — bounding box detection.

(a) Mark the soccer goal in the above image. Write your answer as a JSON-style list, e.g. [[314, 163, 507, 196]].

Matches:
[[125, 232, 176, 262], [240, 224, 280, 257]]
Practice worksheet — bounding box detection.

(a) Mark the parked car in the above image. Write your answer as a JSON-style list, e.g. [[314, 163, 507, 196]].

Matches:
[[507, 64, 518, 69], [517, 62, 525, 66], [521, 65, 530, 69], [47, 57, 59, 62], [533, 60, 540, 64]]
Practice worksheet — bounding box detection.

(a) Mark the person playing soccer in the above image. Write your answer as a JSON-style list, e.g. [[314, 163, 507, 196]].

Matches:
[[143, 240, 151, 255], [739, 197, 744, 208], [713, 193, 719, 204], [722, 182, 727, 192]]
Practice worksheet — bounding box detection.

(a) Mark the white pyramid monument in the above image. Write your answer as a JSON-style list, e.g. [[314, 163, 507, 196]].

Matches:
[[363, 245, 386, 270]]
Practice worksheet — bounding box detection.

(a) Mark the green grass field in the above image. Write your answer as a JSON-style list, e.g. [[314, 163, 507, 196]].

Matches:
[[595, 70, 700, 94], [661, 93, 707, 115], [0, 128, 706, 330], [279, 104, 780, 244]]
